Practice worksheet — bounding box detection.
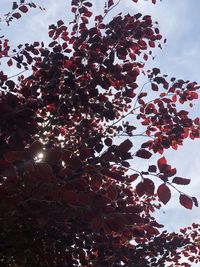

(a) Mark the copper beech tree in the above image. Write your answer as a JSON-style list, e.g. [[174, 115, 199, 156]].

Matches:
[[0, 0, 200, 266]]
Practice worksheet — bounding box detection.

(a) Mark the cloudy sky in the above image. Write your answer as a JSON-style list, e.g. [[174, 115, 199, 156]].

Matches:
[[1, 0, 200, 265]]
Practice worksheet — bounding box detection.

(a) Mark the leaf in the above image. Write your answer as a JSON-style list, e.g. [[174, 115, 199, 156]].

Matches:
[[151, 83, 158, 91], [157, 183, 171, 204], [12, 2, 18, 10], [180, 195, 193, 209], [19, 5, 28, 13], [157, 156, 167, 172], [144, 225, 159, 236], [128, 173, 139, 182], [118, 139, 133, 153], [143, 178, 155, 195], [12, 12, 21, 19], [57, 19, 64, 27], [148, 165, 157, 173], [149, 41, 155, 48], [136, 182, 145, 197], [84, 2, 93, 7], [135, 149, 152, 159], [172, 177, 190, 185], [108, 0, 114, 8], [7, 59, 13, 67]]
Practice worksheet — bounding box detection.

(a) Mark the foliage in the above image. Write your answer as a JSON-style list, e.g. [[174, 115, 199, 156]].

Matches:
[[0, 0, 200, 266]]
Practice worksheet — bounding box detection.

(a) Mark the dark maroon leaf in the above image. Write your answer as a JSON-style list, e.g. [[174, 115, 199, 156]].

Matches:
[[143, 178, 155, 195], [148, 165, 157, 173], [19, 5, 28, 13], [135, 149, 152, 159], [179, 195, 193, 209], [7, 59, 13, 66], [108, 0, 114, 8], [157, 183, 171, 204], [172, 177, 190, 185], [136, 182, 145, 197], [151, 83, 158, 91], [157, 156, 167, 172], [118, 139, 133, 153], [12, 12, 21, 19]]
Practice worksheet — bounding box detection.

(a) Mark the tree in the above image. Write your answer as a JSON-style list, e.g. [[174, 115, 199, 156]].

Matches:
[[0, 0, 200, 266]]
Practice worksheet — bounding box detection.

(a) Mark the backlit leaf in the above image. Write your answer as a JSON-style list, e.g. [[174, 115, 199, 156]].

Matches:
[[157, 183, 171, 204], [180, 195, 193, 209]]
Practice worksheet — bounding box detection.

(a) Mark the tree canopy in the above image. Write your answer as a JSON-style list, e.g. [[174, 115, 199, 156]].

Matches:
[[0, 0, 200, 266]]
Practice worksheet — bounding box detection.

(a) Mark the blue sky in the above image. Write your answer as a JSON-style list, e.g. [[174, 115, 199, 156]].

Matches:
[[1, 0, 200, 265]]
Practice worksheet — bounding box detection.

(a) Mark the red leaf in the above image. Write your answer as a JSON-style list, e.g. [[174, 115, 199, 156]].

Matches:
[[128, 173, 139, 182], [64, 59, 72, 69], [57, 19, 64, 27], [108, 0, 114, 8], [136, 182, 145, 197], [151, 83, 158, 91], [143, 178, 155, 195], [190, 91, 198, 99], [135, 149, 152, 159], [172, 177, 190, 185], [19, 5, 28, 13], [148, 165, 157, 173], [180, 195, 193, 209], [12, 12, 21, 19], [149, 41, 155, 48], [157, 156, 167, 172], [144, 225, 159, 236], [7, 59, 13, 66], [118, 139, 133, 153], [157, 183, 171, 204], [84, 2, 93, 7]]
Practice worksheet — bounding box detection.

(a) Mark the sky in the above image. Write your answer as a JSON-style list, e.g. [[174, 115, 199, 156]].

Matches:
[[1, 0, 200, 265]]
